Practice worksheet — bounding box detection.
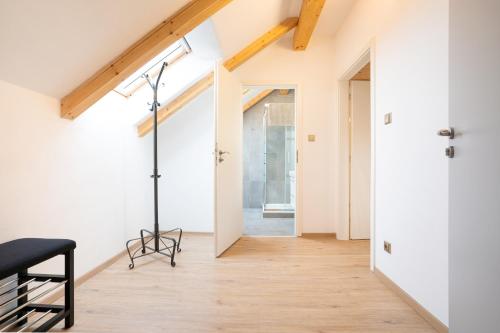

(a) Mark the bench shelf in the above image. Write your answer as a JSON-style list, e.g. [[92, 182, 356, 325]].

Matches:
[[0, 238, 75, 332]]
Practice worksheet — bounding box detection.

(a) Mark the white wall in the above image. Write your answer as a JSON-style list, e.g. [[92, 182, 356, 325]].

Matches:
[[0, 79, 150, 278], [138, 87, 215, 233], [0, 78, 214, 282], [0, 20, 219, 280], [331, 0, 449, 325], [232, 34, 337, 233]]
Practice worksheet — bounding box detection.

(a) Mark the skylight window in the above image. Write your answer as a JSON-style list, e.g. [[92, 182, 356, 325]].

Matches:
[[114, 37, 191, 97]]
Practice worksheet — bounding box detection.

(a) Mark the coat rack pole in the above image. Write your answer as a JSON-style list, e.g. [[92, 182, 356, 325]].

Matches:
[[153, 70, 160, 252], [125, 62, 182, 269]]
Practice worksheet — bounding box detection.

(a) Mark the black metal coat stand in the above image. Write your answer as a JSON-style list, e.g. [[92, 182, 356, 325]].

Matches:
[[126, 62, 182, 268]]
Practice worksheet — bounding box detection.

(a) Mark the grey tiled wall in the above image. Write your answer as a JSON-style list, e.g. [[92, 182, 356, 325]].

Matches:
[[243, 90, 295, 208]]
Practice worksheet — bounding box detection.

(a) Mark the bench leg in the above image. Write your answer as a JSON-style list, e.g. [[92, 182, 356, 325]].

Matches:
[[64, 250, 74, 328], [17, 269, 28, 326]]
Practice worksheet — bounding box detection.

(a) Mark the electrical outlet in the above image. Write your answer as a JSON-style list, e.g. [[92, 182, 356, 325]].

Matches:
[[384, 241, 392, 254]]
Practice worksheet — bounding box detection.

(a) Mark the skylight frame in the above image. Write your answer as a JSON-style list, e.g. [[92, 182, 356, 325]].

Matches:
[[114, 37, 192, 98]]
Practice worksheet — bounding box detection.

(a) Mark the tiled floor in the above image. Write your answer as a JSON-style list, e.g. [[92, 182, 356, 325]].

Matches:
[[243, 208, 295, 236]]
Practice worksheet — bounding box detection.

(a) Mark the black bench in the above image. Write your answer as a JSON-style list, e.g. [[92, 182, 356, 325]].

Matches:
[[0, 238, 76, 332]]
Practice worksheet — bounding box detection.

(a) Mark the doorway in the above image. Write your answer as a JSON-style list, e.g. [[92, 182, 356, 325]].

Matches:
[[336, 48, 375, 267], [349, 63, 371, 240], [242, 87, 297, 236]]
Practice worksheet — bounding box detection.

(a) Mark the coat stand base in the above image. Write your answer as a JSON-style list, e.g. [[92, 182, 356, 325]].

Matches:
[[126, 228, 182, 268]]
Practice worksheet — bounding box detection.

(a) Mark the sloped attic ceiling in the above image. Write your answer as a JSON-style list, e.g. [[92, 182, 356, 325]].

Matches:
[[0, 0, 356, 100], [211, 0, 356, 59], [0, 0, 191, 98]]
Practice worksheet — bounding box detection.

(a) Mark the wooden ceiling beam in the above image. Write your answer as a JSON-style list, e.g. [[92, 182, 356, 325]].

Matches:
[[293, 0, 326, 51], [138, 86, 274, 137], [243, 89, 274, 112], [137, 16, 299, 135], [60, 0, 231, 120], [223, 17, 299, 71], [137, 72, 214, 137]]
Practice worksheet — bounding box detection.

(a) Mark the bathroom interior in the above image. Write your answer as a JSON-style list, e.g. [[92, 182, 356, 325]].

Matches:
[[242, 87, 296, 236]]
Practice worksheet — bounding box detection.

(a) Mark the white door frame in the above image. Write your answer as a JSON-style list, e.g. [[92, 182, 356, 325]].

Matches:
[[336, 42, 376, 270], [242, 83, 303, 236]]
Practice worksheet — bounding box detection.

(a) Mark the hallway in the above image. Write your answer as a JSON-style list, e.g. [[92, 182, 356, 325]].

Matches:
[[56, 234, 436, 333]]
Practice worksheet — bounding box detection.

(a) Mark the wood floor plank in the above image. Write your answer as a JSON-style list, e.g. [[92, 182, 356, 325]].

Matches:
[[53, 234, 436, 333]]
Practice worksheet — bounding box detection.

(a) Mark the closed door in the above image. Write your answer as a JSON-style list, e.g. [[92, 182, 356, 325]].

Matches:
[[449, 1, 500, 330], [349, 80, 370, 240], [214, 62, 243, 257]]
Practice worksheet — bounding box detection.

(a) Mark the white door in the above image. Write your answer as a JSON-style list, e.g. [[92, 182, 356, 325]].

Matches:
[[449, 1, 500, 331], [349, 80, 370, 240], [214, 63, 243, 257]]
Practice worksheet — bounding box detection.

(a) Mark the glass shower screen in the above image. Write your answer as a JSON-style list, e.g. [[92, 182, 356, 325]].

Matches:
[[263, 102, 295, 215]]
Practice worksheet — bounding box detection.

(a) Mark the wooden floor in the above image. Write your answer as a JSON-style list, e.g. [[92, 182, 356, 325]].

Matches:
[[56, 234, 436, 333]]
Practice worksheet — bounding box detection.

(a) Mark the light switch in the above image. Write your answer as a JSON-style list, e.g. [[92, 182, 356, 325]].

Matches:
[[308, 134, 316, 142], [384, 113, 392, 125]]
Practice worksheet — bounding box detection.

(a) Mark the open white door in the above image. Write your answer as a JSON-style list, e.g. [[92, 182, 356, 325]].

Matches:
[[349, 80, 370, 240], [214, 63, 243, 257]]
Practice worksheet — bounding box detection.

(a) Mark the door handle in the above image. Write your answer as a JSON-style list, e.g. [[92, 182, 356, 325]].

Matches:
[[437, 127, 456, 158], [437, 127, 455, 139]]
